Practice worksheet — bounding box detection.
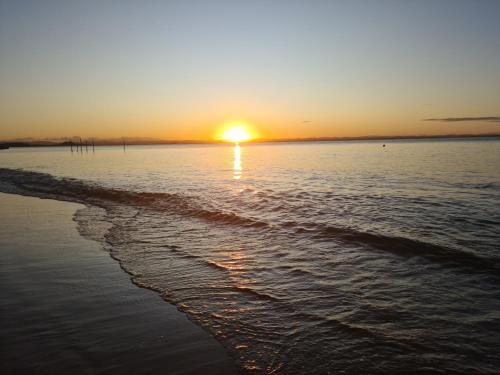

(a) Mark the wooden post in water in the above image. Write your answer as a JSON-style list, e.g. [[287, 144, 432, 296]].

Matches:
[[70, 141, 73, 153], [85, 140, 88, 153], [92, 138, 95, 153], [80, 137, 83, 153], [122, 137, 126, 151]]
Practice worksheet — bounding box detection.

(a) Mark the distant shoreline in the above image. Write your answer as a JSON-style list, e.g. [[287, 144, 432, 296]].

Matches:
[[1, 133, 499, 148]]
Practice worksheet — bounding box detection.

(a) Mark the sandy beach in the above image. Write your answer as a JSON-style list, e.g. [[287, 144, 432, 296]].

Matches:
[[0, 192, 238, 375]]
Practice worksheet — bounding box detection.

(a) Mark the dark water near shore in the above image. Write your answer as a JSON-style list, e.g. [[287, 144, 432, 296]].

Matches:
[[0, 193, 237, 375], [1, 138, 500, 373]]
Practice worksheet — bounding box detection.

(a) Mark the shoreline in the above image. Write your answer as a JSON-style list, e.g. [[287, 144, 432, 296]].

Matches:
[[1, 133, 499, 148], [0, 192, 239, 374]]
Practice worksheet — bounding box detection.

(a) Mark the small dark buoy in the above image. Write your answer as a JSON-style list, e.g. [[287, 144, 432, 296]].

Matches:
[[382, 144, 386, 147]]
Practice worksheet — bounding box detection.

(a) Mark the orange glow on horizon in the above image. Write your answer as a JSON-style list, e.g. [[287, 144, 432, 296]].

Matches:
[[217, 122, 256, 144]]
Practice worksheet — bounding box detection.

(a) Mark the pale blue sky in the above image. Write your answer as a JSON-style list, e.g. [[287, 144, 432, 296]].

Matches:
[[1, 0, 499, 139]]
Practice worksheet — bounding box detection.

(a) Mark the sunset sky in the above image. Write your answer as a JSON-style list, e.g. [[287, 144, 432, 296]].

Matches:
[[1, 0, 499, 140]]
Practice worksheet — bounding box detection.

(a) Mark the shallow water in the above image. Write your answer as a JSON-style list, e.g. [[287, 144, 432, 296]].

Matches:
[[1, 138, 499, 373], [0, 193, 237, 375]]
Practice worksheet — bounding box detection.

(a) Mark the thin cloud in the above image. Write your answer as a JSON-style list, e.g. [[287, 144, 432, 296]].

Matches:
[[423, 116, 500, 122]]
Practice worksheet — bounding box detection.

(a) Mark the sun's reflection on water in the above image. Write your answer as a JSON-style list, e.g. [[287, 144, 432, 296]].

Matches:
[[233, 144, 242, 179]]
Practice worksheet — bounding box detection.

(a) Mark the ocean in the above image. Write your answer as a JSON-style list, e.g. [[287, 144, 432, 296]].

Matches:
[[1, 138, 499, 374]]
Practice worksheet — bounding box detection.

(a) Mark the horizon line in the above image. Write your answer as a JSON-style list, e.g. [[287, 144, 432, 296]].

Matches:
[[1, 133, 499, 147]]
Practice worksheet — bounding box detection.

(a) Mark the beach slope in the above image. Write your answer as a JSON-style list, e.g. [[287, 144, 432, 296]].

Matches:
[[0, 192, 238, 375]]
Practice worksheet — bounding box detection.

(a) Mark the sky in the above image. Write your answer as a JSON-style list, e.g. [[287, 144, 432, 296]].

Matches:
[[1, 0, 499, 140]]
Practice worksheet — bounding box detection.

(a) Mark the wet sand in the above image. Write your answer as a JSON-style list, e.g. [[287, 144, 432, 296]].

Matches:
[[0, 192, 238, 375]]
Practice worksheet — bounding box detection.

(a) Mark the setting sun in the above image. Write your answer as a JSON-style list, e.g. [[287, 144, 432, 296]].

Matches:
[[221, 125, 253, 144]]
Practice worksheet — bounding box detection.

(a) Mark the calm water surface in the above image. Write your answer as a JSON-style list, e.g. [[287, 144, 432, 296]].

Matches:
[[1, 138, 499, 374]]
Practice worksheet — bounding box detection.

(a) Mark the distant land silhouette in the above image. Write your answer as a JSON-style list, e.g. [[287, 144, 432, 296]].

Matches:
[[0, 134, 499, 148]]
